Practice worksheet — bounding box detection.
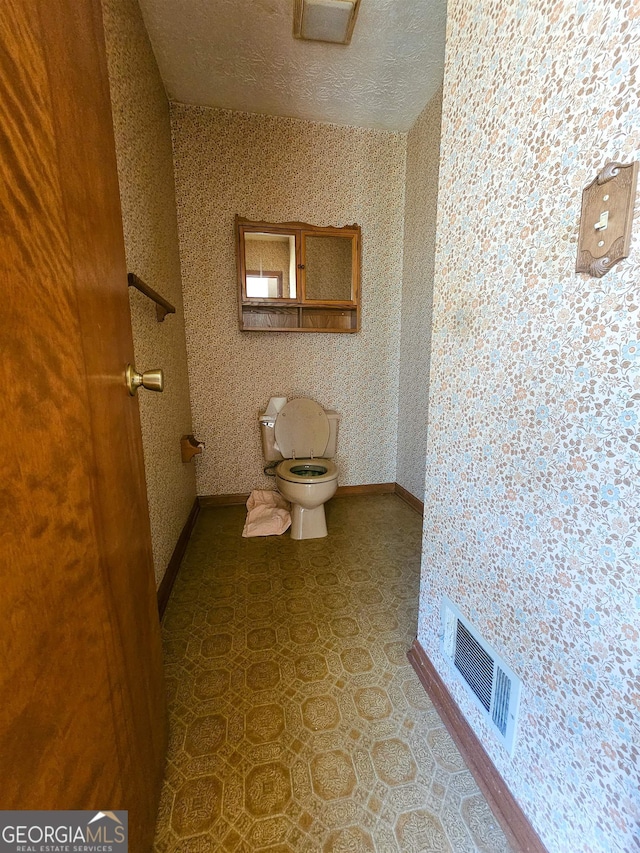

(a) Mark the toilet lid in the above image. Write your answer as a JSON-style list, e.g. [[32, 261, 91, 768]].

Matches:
[[274, 398, 330, 459]]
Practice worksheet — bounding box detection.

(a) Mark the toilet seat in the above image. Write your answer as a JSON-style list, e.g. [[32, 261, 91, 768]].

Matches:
[[266, 398, 339, 539], [277, 458, 338, 485], [274, 398, 330, 460]]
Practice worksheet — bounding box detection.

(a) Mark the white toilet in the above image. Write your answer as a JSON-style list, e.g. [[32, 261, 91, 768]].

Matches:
[[259, 397, 339, 540]]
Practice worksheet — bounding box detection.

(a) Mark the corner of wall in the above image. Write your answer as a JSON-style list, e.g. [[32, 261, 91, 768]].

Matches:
[[101, 0, 197, 587], [396, 90, 443, 501]]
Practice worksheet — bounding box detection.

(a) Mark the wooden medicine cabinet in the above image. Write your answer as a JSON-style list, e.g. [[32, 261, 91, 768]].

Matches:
[[236, 217, 361, 332]]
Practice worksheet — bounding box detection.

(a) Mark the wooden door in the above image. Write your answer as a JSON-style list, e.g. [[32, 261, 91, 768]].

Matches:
[[0, 0, 166, 849]]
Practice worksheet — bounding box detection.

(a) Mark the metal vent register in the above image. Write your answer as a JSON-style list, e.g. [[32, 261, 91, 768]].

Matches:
[[441, 597, 521, 755]]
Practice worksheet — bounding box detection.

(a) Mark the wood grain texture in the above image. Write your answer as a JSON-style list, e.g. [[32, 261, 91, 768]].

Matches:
[[1, 0, 165, 848], [241, 307, 301, 329], [198, 493, 252, 507], [128, 272, 176, 321], [301, 309, 356, 329], [157, 498, 200, 620], [334, 483, 396, 496], [180, 435, 205, 464], [237, 217, 360, 332], [407, 640, 548, 853], [38, 2, 167, 844], [0, 0, 124, 810], [394, 482, 424, 515]]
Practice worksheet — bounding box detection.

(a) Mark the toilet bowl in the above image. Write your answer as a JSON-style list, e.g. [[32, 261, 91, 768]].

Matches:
[[276, 459, 338, 539], [259, 397, 340, 540]]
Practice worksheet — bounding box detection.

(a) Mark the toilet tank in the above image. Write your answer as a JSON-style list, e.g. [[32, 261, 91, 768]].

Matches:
[[259, 409, 339, 461], [259, 414, 282, 462], [324, 410, 339, 457]]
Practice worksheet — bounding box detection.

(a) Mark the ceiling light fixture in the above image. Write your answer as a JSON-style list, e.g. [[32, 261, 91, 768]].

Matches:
[[293, 0, 361, 45]]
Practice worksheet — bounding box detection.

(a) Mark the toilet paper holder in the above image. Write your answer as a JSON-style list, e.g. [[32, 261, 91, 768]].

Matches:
[[181, 434, 205, 463]]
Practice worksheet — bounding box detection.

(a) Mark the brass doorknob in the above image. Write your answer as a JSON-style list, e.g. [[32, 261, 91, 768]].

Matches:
[[126, 364, 164, 396]]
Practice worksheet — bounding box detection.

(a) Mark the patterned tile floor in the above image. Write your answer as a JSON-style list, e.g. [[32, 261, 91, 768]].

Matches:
[[154, 495, 513, 852]]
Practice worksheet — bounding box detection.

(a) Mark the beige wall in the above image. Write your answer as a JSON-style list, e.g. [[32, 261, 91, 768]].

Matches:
[[102, 0, 196, 585], [419, 2, 640, 850], [397, 91, 442, 500], [171, 105, 406, 496]]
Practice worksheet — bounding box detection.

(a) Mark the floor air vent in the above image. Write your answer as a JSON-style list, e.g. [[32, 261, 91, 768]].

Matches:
[[441, 597, 521, 755]]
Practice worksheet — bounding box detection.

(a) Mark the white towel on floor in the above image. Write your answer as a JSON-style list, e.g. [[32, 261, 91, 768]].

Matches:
[[242, 489, 291, 537]]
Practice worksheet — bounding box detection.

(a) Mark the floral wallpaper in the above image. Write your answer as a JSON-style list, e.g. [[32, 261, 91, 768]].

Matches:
[[418, 1, 640, 851], [170, 105, 406, 497], [102, 0, 196, 585], [397, 90, 443, 500]]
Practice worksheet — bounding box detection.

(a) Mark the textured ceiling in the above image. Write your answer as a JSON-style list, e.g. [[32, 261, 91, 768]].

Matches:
[[136, 0, 446, 132]]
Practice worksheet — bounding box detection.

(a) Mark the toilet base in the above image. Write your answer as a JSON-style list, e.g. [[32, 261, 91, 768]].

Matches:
[[290, 503, 327, 540]]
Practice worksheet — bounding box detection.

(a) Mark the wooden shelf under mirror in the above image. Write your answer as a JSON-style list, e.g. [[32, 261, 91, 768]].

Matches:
[[236, 217, 361, 333]]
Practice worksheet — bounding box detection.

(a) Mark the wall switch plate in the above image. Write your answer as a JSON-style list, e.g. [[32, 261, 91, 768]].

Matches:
[[576, 160, 638, 278]]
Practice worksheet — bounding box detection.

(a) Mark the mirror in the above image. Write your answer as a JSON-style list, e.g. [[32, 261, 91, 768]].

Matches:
[[236, 217, 361, 333], [304, 234, 353, 301], [244, 232, 296, 299]]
